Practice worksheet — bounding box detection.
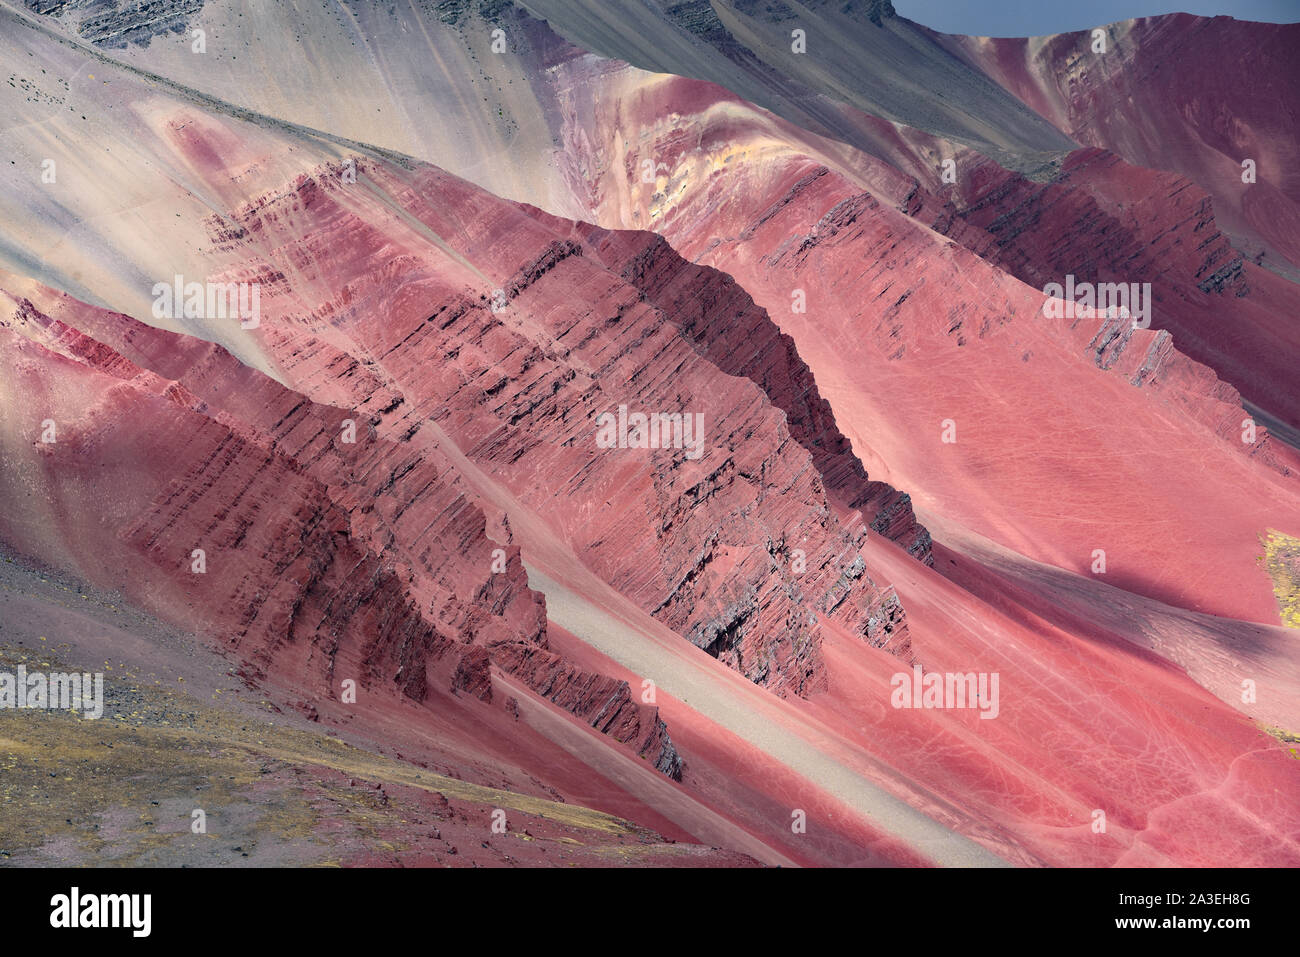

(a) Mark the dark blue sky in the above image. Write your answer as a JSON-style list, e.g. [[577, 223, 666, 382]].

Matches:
[[894, 0, 1300, 36]]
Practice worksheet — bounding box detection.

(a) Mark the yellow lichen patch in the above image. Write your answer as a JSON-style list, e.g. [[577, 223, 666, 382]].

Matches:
[[1259, 530, 1300, 628], [1261, 725, 1300, 761]]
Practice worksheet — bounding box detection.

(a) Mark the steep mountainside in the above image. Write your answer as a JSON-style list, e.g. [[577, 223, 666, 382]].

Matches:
[[1, 0, 1297, 868]]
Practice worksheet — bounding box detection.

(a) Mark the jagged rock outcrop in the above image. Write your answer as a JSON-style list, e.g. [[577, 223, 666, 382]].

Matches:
[[580, 225, 932, 563], [207, 156, 917, 695], [26, 0, 206, 47]]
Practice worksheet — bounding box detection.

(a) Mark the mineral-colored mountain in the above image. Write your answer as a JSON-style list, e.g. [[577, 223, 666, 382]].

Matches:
[[0, 0, 1296, 868]]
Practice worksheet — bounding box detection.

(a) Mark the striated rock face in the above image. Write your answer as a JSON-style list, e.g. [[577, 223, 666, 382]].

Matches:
[[578, 225, 932, 564], [946, 147, 1300, 440], [0, 285, 682, 779], [199, 155, 916, 695], [1, 312, 447, 707]]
